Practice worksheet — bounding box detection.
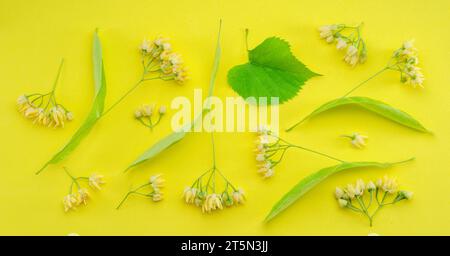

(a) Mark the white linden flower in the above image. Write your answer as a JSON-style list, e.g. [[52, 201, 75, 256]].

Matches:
[[346, 184, 356, 199], [134, 110, 142, 119], [349, 132, 368, 148], [88, 174, 105, 190], [63, 194, 78, 212], [66, 112, 74, 121], [355, 179, 365, 196], [399, 190, 413, 200], [17, 95, 28, 105], [258, 135, 270, 145], [381, 176, 398, 194], [149, 174, 165, 190], [152, 191, 163, 202], [256, 154, 266, 162], [335, 187, 345, 199], [336, 38, 347, 50], [232, 189, 245, 204], [319, 25, 337, 39], [376, 178, 383, 188], [77, 188, 89, 205], [367, 181, 376, 191], [140, 39, 152, 53], [263, 168, 274, 178], [344, 45, 359, 66], [202, 194, 223, 213], [158, 105, 167, 115], [142, 104, 153, 117], [183, 187, 197, 204]]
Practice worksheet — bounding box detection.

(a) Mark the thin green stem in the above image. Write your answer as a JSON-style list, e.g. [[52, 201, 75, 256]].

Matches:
[[245, 28, 250, 52], [51, 58, 65, 93], [116, 192, 132, 210], [288, 145, 345, 163], [341, 67, 388, 98], [116, 183, 151, 210], [211, 133, 216, 168], [102, 79, 144, 117]]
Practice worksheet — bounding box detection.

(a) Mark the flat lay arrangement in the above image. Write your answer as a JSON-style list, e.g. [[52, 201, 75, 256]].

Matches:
[[1, 0, 449, 236]]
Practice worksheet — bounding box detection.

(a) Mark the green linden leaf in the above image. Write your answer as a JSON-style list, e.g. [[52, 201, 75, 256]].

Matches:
[[227, 37, 319, 104]]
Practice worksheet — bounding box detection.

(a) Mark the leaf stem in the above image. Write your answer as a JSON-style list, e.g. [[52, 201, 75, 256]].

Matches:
[[245, 28, 250, 52]]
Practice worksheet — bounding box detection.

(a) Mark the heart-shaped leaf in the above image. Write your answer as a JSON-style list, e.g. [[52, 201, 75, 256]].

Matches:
[[228, 37, 319, 104]]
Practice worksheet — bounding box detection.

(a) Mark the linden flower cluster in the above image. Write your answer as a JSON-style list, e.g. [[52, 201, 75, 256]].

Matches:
[[62, 169, 105, 212], [17, 60, 73, 128], [255, 126, 277, 178], [183, 169, 245, 213], [139, 37, 188, 83], [255, 126, 345, 178], [116, 174, 165, 209], [134, 103, 167, 130], [389, 40, 424, 88], [17, 95, 73, 128], [319, 23, 367, 66], [341, 132, 368, 148], [335, 176, 413, 226]]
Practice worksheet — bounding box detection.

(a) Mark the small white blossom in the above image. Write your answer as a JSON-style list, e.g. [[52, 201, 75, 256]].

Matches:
[[336, 38, 347, 50], [399, 190, 413, 200], [88, 174, 105, 190], [335, 187, 345, 199]]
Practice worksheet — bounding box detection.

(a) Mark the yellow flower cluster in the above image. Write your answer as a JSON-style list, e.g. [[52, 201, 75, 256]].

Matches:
[[335, 176, 413, 226], [140, 37, 188, 83], [255, 126, 275, 178], [183, 170, 245, 213], [319, 23, 367, 66], [17, 94, 73, 128], [63, 173, 105, 212], [392, 40, 424, 88], [134, 103, 167, 130]]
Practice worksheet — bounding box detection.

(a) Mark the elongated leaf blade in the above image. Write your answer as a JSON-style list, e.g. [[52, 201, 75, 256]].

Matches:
[[124, 21, 223, 172], [36, 30, 107, 174], [264, 161, 404, 222], [293, 96, 428, 133], [125, 132, 186, 171]]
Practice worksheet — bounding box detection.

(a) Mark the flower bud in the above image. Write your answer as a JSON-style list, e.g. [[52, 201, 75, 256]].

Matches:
[[338, 199, 348, 208]]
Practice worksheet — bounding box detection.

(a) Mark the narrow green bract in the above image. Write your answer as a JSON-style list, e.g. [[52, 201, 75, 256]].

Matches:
[[227, 37, 319, 104], [124, 21, 223, 172], [264, 161, 409, 222], [292, 96, 429, 133], [36, 30, 107, 174]]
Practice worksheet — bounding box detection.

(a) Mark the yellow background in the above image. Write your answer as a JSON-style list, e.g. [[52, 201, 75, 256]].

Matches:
[[1, 0, 449, 235]]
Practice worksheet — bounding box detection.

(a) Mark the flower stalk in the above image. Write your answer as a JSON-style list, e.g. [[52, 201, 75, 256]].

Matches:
[[116, 174, 164, 209], [255, 126, 345, 178]]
